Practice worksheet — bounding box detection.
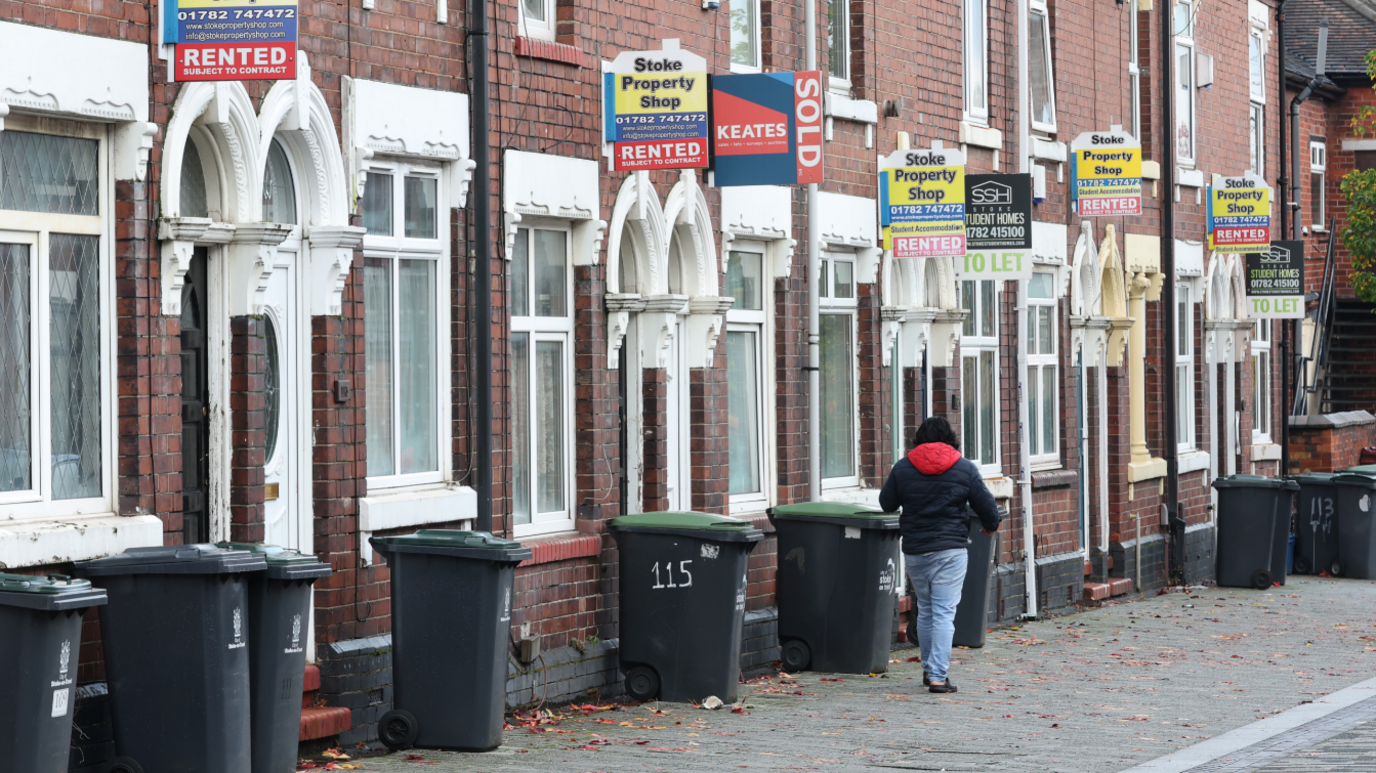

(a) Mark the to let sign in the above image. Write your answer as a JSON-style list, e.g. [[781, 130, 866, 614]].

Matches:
[[711, 71, 823, 186], [1069, 130, 1142, 217], [880, 147, 967, 259], [1245, 240, 1305, 319], [1208, 174, 1271, 254], [959, 173, 1032, 281], [604, 40, 709, 172], [171, 0, 298, 81]]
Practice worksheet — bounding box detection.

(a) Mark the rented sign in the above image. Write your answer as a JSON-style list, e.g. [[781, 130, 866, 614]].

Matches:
[[604, 40, 709, 172], [711, 71, 824, 186], [171, 0, 298, 81], [880, 147, 966, 259], [958, 173, 1032, 280], [1208, 174, 1271, 254], [1245, 240, 1305, 319], [1069, 130, 1142, 217]]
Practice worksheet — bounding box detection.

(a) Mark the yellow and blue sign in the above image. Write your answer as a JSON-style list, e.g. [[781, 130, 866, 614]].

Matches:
[[710, 71, 824, 187], [1069, 130, 1142, 217], [879, 147, 966, 259], [1208, 174, 1271, 254], [603, 41, 709, 172]]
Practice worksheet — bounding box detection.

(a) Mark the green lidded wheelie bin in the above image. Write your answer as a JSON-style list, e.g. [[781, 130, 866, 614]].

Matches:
[[767, 502, 900, 674], [0, 574, 106, 773], [369, 531, 531, 752], [74, 545, 268, 773], [1332, 472, 1376, 579], [1291, 473, 1340, 575], [219, 543, 332, 773], [1212, 475, 1297, 589], [952, 508, 1002, 648], [609, 512, 764, 704]]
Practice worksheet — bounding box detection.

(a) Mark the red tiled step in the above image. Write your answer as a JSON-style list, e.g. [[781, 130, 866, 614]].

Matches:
[[1084, 582, 1113, 601], [300, 706, 352, 742], [1107, 577, 1134, 596]]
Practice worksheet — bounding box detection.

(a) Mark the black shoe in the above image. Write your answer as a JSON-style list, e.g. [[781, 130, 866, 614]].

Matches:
[[922, 673, 931, 686], [928, 680, 957, 694]]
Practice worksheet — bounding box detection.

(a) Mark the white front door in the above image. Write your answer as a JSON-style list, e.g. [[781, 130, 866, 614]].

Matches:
[[262, 250, 308, 550], [664, 316, 691, 511]]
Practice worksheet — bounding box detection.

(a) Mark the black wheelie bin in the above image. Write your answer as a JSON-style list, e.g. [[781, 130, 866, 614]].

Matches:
[[767, 502, 900, 674], [370, 531, 532, 752], [609, 512, 764, 704], [952, 509, 1002, 648], [0, 574, 106, 773], [74, 545, 268, 773], [1291, 473, 1340, 575], [219, 543, 333, 773], [1333, 472, 1376, 579], [1212, 475, 1298, 589]]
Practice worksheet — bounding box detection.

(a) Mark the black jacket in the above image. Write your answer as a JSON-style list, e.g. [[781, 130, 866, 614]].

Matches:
[[878, 442, 1002, 555]]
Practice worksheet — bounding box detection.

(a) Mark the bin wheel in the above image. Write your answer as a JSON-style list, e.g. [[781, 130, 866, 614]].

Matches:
[[1331, 560, 1344, 577], [378, 709, 419, 750], [107, 757, 145, 773], [780, 639, 812, 672], [1294, 556, 1311, 574], [1251, 569, 1274, 590], [625, 666, 660, 702]]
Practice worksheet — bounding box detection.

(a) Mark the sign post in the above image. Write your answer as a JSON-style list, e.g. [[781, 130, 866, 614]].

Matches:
[[1208, 173, 1271, 254], [711, 71, 824, 187], [171, 0, 298, 81], [1069, 129, 1142, 217], [957, 173, 1032, 281], [603, 40, 709, 172], [1245, 240, 1305, 319], [879, 147, 967, 259]]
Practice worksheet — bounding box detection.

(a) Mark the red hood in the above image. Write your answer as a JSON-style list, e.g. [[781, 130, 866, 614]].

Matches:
[[907, 442, 962, 475]]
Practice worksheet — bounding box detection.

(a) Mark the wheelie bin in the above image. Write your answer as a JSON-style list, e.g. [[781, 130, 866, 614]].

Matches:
[[1291, 473, 1339, 575], [1333, 472, 1376, 578], [0, 573, 106, 773], [1212, 475, 1297, 589], [767, 502, 901, 674], [369, 531, 531, 752], [952, 509, 1002, 648], [609, 512, 764, 704], [219, 544, 332, 773], [74, 545, 268, 773]]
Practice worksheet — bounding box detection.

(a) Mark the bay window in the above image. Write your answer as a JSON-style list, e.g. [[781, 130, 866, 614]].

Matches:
[[1026, 273, 1058, 465], [820, 252, 858, 486], [726, 248, 769, 510], [960, 280, 999, 473]]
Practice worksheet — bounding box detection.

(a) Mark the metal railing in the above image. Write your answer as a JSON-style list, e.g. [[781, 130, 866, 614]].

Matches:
[[1295, 217, 1339, 415]]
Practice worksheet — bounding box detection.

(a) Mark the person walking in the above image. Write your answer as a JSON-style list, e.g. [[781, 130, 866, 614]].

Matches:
[[879, 416, 1001, 694]]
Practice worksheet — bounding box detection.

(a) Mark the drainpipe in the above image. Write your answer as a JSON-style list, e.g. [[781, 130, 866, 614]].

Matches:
[[1278, 1, 1288, 241], [472, 0, 494, 532], [1161, 0, 1182, 584], [1017, 0, 1038, 619], [806, 0, 821, 502]]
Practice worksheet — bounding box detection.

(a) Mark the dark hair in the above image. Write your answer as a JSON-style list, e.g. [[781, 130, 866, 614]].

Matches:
[[912, 416, 960, 450]]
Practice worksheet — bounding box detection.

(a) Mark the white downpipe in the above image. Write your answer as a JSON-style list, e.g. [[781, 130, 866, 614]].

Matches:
[[806, 0, 821, 501], [1098, 354, 1110, 554], [1016, 0, 1038, 619]]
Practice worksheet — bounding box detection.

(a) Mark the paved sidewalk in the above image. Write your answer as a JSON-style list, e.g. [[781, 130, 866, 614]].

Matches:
[[353, 576, 1376, 773]]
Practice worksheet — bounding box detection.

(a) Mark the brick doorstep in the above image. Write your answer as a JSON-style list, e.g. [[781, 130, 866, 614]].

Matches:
[[301, 663, 352, 741]]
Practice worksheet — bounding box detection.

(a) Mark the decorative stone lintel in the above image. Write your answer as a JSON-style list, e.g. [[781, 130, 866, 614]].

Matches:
[[307, 224, 367, 316], [897, 307, 937, 369], [227, 223, 293, 316], [639, 294, 690, 369], [158, 217, 213, 317], [1107, 316, 1133, 367], [604, 293, 645, 370], [114, 121, 159, 182]]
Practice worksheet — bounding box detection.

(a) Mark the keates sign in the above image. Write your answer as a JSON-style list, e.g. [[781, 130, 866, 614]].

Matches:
[[880, 147, 967, 259], [1208, 174, 1271, 254], [959, 173, 1032, 280], [711, 71, 823, 186], [1245, 240, 1305, 319], [1069, 130, 1142, 217], [604, 40, 709, 172], [170, 0, 298, 81]]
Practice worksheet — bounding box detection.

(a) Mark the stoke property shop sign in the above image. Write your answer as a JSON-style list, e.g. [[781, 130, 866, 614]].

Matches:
[[1208, 174, 1271, 254], [168, 0, 298, 81], [604, 41, 709, 172], [880, 147, 966, 259], [957, 173, 1032, 281], [711, 71, 824, 187], [1069, 130, 1142, 217], [1246, 240, 1305, 319]]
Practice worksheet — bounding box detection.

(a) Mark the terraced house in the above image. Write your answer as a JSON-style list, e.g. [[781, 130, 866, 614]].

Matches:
[[0, 0, 1362, 757]]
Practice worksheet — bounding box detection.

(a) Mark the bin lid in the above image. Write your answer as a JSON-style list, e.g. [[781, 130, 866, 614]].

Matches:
[[1343, 464, 1376, 474], [1292, 472, 1338, 483], [370, 530, 533, 563], [74, 544, 268, 577], [1333, 472, 1376, 488], [609, 511, 765, 543], [767, 501, 900, 530], [217, 543, 333, 580], [1211, 474, 1299, 491], [0, 573, 107, 611]]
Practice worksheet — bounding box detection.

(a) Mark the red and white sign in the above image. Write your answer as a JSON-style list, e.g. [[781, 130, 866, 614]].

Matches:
[[175, 43, 295, 81], [793, 71, 823, 184], [714, 92, 788, 156], [616, 139, 708, 171]]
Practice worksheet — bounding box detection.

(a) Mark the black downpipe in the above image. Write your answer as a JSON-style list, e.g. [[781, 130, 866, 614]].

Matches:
[[1278, 1, 1288, 241], [471, 0, 494, 533], [1162, 0, 1184, 582]]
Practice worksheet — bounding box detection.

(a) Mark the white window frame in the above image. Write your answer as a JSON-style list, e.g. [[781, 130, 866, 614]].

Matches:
[[960, 279, 1001, 476], [1174, 0, 1197, 166], [362, 160, 450, 492], [0, 118, 115, 520], [1249, 24, 1266, 176], [519, 0, 556, 41], [1250, 104, 1266, 178], [1027, 273, 1059, 468], [725, 243, 772, 513], [1311, 141, 1327, 229], [820, 250, 859, 488], [510, 221, 576, 537], [963, 0, 990, 124], [1176, 282, 1196, 450], [1128, 0, 1142, 140], [730, 0, 763, 72], [1252, 319, 1272, 444], [1029, 0, 1058, 135], [827, 0, 851, 91]]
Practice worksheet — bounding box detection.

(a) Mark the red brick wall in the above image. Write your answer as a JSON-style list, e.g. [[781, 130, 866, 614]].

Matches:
[[1288, 419, 1376, 473], [229, 316, 267, 544]]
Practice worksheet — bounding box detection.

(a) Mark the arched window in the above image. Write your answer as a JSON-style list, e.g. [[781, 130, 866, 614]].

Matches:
[[261, 140, 297, 225], [180, 140, 209, 219]]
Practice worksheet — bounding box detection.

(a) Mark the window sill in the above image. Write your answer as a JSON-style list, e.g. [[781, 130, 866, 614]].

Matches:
[[983, 476, 1014, 500], [1176, 167, 1205, 188], [0, 513, 163, 569], [824, 92, 878, 125], [359, 484, 477, 565], [1031, 137, 1067, 163], [960, 122, 1003, 151], [1178, 449, 1211, 474], [517, 532, 602, 567], [1252, 442, 1283, 461], [818, 487, 882, 508], [514, 36, 584, 67], [1031, 468, 1078, 489]]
